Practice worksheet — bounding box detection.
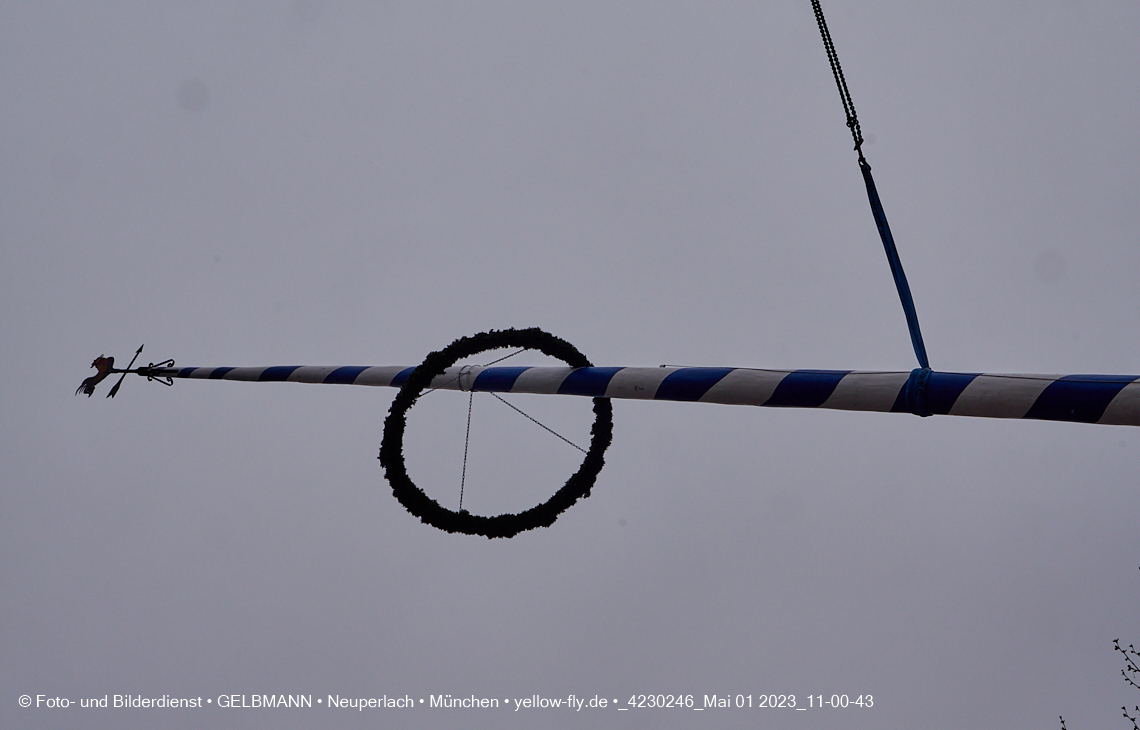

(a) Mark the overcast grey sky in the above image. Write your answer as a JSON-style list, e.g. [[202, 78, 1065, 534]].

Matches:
[[3, 2, 1140, 728]]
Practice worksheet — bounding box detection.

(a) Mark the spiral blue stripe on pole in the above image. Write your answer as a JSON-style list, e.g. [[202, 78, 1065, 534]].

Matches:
[[154, 365, 1140, 427]]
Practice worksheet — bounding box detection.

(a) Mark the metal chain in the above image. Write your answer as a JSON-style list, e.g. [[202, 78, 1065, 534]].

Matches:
[[811, 0, 864, 158]]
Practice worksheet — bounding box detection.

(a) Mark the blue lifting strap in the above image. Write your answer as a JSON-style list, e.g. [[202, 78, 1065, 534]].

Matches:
[[813, 0, 932, 375], [860, 158, 930, 371], [904, 366, 934, 417]]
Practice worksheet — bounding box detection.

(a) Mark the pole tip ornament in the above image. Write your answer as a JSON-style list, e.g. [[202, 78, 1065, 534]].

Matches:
[[75, 345, 175, 398]]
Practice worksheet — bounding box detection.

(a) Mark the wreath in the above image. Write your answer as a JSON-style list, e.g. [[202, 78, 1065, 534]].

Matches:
[[379, 328, 613, 538]]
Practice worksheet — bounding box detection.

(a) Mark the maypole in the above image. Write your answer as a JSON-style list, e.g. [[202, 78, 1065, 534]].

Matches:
[[88, 343, 1140, 428], [72, 326, 1140, 538], [75, 3, 1140, 536]]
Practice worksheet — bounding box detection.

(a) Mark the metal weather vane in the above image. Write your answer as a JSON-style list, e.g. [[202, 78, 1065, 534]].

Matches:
[[76, 345, 175, 398]]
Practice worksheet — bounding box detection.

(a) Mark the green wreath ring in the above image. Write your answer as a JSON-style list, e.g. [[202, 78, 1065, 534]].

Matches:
[[379, 328, 613, 538]]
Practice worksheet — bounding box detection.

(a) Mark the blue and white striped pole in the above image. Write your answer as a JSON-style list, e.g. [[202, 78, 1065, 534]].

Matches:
[[153, 364, 1140, 427]]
